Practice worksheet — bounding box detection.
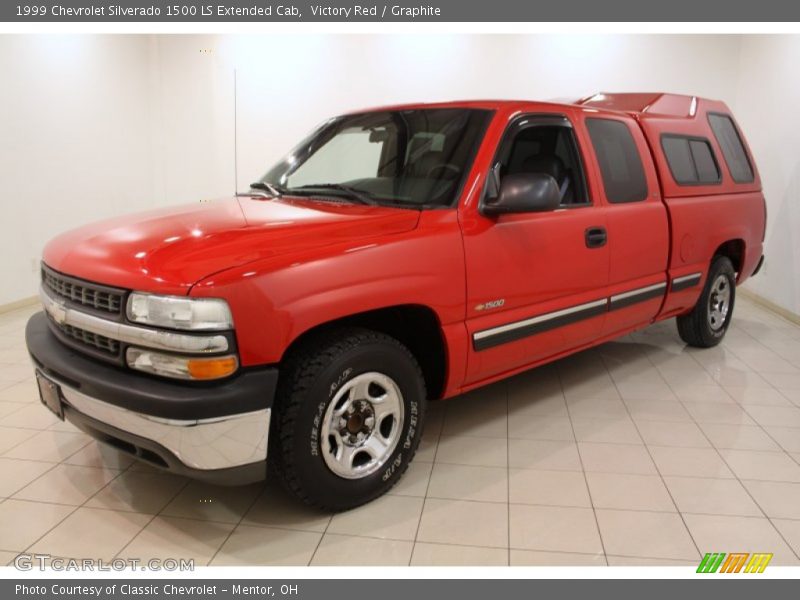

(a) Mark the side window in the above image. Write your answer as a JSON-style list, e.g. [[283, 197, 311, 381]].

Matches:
[[691, 140, 720, 183], [661, 135, 721, 185], [493, 118, 589, 206], [585, 118, 648, 203], [708, 113, 754, 183]]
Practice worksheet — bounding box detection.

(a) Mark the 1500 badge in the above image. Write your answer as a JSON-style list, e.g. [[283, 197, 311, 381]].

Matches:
[[475, 299, 505, 311]]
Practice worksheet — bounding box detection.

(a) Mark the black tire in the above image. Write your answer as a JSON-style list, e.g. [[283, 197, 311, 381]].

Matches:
[[677, 256, 736, 348], [270, 327, 426, 511]]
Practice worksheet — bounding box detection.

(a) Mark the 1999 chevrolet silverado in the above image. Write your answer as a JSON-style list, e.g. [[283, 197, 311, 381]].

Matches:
[[26, 93, 766, 509]]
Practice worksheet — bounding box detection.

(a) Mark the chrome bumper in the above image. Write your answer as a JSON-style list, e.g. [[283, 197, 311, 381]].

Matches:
[[50, 373, 270, 471]]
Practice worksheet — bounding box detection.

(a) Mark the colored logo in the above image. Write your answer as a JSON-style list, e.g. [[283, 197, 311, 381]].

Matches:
[[696, 552, 773, 573]]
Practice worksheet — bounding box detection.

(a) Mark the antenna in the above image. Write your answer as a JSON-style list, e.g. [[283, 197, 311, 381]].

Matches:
[[233, 68, 239, 196]]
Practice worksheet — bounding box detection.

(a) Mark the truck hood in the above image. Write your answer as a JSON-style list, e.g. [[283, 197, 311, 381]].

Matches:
[[43, 197, 421, 295]]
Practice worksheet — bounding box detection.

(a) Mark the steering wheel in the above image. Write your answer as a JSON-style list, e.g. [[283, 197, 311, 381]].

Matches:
[[427, 164, 461, 179]]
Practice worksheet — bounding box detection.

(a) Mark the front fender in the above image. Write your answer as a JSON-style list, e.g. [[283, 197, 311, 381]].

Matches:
[[190, 211, 466, 367]]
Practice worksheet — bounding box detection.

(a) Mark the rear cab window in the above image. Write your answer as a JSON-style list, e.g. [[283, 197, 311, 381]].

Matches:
[[708, 113, 754, 183], [585, 118, 648, 203]]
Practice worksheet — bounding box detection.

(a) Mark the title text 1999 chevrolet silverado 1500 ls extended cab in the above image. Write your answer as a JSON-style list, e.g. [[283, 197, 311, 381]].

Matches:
[[26, 93, 766, 509]]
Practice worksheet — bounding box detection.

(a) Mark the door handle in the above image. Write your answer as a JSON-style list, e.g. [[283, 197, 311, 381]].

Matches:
[[585, 226, 607, 248]]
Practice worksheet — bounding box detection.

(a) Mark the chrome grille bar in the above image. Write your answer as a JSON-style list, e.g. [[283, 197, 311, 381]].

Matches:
[[40, 286, 229, 354]]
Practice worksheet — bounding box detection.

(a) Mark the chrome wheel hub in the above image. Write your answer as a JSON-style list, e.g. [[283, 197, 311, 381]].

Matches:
[[707, 274, 731, 331], [321, 372, 404, 480], [338, 399, 375, 445]]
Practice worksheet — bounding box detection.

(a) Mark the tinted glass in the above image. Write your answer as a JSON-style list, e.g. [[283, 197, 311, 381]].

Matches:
[[662, 136, 720, 185], [690, 140, 720, 183], [261, 109, 491, 208], [708, 113, 754, 183], [662, 137, 696, 184], [586, 118, 648, 203], [501, 123, 588, 205]]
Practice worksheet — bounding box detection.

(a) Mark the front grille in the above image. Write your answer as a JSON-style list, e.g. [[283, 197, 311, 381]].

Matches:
[[56, 322, 120, 356], [42, 266, 123, 315]]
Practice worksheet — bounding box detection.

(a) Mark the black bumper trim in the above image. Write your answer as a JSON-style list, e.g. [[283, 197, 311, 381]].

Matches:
[[26, 311, 278, 420], [64, 404, 267, 485]]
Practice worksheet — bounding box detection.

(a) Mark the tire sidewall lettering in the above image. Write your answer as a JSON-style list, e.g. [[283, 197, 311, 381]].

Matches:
[[309, 366, 420, 485]]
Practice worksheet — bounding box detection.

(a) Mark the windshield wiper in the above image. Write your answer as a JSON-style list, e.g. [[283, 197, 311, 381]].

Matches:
[[287, 184, 378, 206], [246, 181, 283, 198]]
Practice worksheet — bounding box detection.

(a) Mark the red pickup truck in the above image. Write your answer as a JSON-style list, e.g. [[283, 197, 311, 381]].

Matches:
[[26, 93, 766, 510]]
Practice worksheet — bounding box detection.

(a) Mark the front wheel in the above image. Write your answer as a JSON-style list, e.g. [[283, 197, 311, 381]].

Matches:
[[677, 255, 736, 348], [271, 328, 426, 511]]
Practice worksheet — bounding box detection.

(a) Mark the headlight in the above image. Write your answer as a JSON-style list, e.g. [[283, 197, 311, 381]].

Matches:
[[127, 348, 239, 380], [127, 293, 233, 331]]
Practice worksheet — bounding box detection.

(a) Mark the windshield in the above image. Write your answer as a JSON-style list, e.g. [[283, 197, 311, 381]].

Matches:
[[259, 108, 491, 208]]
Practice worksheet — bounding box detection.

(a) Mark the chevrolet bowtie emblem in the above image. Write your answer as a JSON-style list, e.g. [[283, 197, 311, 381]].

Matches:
[[48, 299, 67, 325]]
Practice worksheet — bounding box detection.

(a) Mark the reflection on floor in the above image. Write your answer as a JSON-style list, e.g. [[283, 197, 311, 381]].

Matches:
[[1, 296, 800, 566]]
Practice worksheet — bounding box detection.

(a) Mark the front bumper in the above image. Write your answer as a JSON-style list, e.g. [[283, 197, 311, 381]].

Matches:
[[26, 312, 277, 484]]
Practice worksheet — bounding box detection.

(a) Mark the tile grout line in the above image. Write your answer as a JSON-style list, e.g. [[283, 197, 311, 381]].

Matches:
[[505, 380, 511, 566], [17, 450, 137, 559], [558, 362, 609, 566], [407, 396, 447, 566], [678, 334, 800, 562], [111, 475, 193, 562], [707, 324, 800, 468], [602, 350, 703, 560], [305, 513, 333, 566], [0, 400, 31, 425], [1, 318, 175, 562], [651, 331, 799, 552], [57, 453, 143, 559], [206, 482, 268, 566]]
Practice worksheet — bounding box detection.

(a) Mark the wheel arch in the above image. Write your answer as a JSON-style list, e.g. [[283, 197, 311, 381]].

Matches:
[[713, 238, 745, 279], [280, 304, 449, 400]]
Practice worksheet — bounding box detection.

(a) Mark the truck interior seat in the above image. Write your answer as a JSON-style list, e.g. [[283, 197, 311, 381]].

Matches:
[[518, 154, 572, 203], [411, 150, 460, 180]]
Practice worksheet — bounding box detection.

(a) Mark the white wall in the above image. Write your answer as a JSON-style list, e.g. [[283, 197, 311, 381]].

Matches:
[[2, 33, 798, 317], [148, 35, 236, 205], [0, 35, 156, 306], [136, 34, 743, 199], [227, 34, 742, 191], [734, 36, 800, 316]]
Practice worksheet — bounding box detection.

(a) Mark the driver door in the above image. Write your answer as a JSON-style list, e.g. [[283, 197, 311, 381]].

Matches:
[[460, 112, 610, 385]]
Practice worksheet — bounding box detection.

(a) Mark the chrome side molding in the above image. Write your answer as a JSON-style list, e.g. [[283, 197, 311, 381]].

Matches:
[[473, 280, 675, 351]]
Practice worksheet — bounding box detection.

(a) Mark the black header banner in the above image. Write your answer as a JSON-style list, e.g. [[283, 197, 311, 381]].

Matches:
[[3, 0, 800, 22]]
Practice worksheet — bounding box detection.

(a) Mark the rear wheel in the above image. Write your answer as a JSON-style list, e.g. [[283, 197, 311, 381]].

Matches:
[[677, 256, 736, 348], [271, 328, 426, 511]]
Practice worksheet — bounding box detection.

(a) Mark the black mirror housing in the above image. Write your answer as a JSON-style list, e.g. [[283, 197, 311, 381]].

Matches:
[[482, 172, 561, 216]]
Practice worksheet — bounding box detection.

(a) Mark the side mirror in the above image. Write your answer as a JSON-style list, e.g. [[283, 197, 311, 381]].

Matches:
[[482, 172, 561, 216]]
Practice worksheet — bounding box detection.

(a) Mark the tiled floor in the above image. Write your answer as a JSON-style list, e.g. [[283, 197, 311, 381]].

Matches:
[[2, 297, 800, 566]]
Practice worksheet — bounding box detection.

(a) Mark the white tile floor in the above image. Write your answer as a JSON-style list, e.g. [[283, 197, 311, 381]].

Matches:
[[1, 297, 800, 566]]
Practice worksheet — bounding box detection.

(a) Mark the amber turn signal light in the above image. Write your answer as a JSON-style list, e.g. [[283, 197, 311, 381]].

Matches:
[[126, 348, 239, 381], [187, 356, 239, 380]]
